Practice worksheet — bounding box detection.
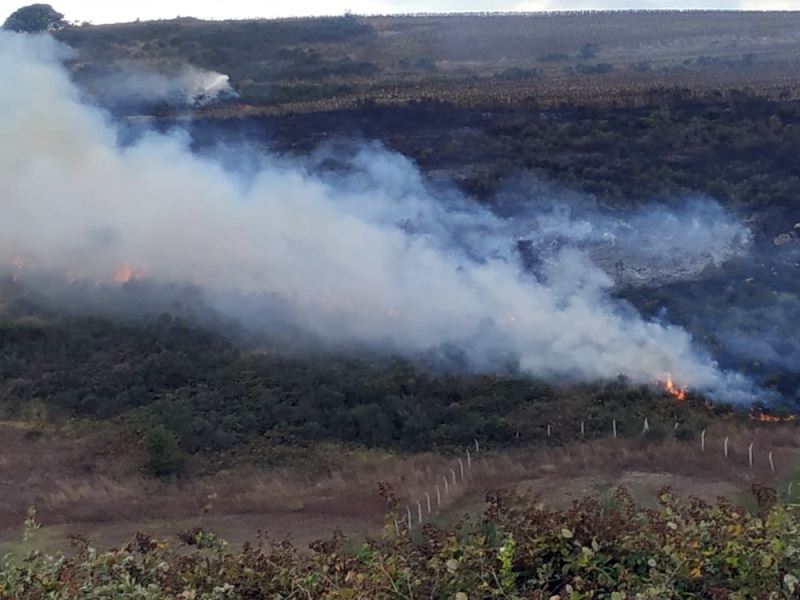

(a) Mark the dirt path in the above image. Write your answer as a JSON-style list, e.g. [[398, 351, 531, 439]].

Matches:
[[0, 469, 748, 557], [0, 511, 384, 557]]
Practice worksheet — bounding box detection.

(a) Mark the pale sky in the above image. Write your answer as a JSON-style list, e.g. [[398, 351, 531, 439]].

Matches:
[[3, 0, 798, 24]]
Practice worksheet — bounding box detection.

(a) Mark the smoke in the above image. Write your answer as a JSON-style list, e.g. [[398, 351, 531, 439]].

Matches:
[[75, 62, 236, 109], [491, 188, 753, 287], [0, 31, 764, 403]]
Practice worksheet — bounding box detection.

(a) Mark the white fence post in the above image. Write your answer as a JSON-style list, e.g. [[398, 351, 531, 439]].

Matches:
[[701, 429, 706, 452], [474, 439, 480, 453], [612, 419, 617, 438], [769, 451, 775, 473], [547, 424, 551, 438], [643, 418, 650, 434], [443, 476, 449, 497], [436, 485, 441, 506], [724, 436, 729, 459], [407, 506, 413, 530], [788, 482, 793, 497], [458, 458, 465, 481], [580, 420, 585, 438], [425, 492, 432, 514], [450, 468, 457, 485], [466, 449, 472, 469], [748, 443, 753, 468], [417, 501, 423, 525]]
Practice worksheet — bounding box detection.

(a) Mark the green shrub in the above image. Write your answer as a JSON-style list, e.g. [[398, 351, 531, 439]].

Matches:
[[142, 424, 185, 479], [2, 488, 799, 598]]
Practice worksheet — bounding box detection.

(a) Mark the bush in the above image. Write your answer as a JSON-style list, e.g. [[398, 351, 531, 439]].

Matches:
[[578, 42, 597, 59], [574, 62, 615, 75], [142, 424, 184, 479], [0, 314, 738, 455], [494, 66, 540, 81], [2, 488, 799, 597]]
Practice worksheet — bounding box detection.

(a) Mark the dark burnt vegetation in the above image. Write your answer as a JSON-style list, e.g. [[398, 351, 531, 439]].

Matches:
[[623, 250, 800, 401], [186, 90, 800, 217], [53, 12, 800, 217]]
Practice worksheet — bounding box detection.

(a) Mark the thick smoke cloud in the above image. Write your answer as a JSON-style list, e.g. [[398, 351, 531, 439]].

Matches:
[[0, 31, 761, 403]]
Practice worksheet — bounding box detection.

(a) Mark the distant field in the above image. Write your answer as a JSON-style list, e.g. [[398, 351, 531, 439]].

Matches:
[[55, 11, 800, 113]]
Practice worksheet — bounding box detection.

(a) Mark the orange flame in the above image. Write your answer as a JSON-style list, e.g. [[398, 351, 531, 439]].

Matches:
[[664, 373, 687, 401], [749, 412, 796, 423], [114, 264, 147, 284]]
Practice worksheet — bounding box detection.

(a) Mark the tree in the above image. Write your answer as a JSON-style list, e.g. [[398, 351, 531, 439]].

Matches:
[[578, 43, 597, 60], [142, 424, 185, 479], [3, 4, 65, 33]]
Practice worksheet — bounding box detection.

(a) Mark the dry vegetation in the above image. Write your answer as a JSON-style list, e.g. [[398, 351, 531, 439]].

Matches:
[[1, 418, 796, 554]]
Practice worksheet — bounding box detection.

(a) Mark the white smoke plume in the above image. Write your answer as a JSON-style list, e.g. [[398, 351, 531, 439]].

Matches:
[[0, 31, 761, 403], [494, 193, 753, 287], [77, 62, 235, 107]]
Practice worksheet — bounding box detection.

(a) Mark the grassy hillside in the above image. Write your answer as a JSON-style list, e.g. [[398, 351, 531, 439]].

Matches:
[[55, 12, 800, 112]]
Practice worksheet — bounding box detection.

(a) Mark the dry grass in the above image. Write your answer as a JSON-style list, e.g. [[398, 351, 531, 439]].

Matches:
[[0, 421, 796, 536], [392, 428, 798, 519]]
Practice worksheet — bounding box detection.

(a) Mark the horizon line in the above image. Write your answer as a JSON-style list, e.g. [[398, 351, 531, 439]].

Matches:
[[64, 8, 800, 27]]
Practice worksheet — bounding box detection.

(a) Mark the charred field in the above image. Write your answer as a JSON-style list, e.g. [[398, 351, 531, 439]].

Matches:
[[2, 10, 800, 568], [128, 85, 800, 403]]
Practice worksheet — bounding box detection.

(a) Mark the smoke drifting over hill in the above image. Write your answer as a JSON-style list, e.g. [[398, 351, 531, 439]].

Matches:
[[75, 63, 236, 110], [0, 31, 765, 403]]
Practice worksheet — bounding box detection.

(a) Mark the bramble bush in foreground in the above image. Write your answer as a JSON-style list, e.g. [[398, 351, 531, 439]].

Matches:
[[2, 485, 799, 599]]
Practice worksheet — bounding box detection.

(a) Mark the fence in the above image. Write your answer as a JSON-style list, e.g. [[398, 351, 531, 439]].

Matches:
[[397, 417, 798, 531]]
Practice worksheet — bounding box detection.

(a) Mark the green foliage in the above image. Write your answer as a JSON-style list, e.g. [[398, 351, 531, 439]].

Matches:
[[2, 489, 800, 598], [142, 424, 184, 479], [497, 534, 516, 591], [2, 4, 65, 32], [0, 312, 720, 457]]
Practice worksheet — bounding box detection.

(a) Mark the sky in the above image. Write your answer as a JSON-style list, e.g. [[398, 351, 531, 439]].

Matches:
[[3, 0, 798, 24]]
